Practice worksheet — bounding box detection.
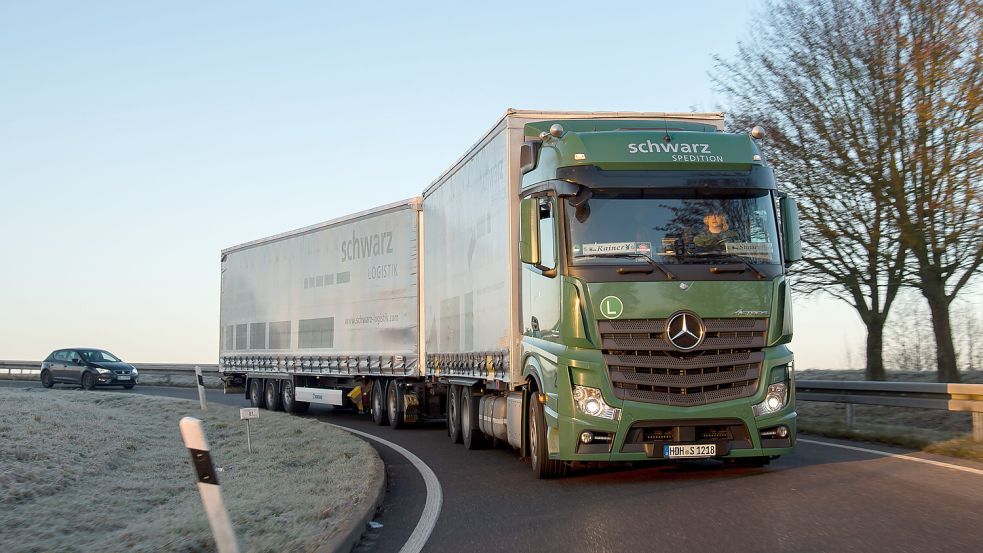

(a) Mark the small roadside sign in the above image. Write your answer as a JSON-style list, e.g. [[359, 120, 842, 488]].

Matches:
[[240, 408, 259, 420]]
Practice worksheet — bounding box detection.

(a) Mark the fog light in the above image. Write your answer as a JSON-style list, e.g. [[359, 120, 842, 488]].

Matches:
[[580, 431, 594, 444], [776, 425, 789, 438]]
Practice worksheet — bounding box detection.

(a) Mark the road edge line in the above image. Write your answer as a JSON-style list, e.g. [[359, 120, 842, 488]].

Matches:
[[799, 438, 983, 476], [334, 426, 443, 553]]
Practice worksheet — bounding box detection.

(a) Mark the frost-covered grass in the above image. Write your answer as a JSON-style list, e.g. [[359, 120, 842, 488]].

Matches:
[[796, 369, 983, 460], [0, 387, 381, 553]]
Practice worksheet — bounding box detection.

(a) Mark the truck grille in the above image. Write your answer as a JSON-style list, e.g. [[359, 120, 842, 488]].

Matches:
[[599, 318, 767, 407]]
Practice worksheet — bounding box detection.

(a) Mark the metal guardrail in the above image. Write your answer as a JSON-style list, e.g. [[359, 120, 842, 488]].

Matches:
[[0, 360, 219, 383], [795, 380, 983, 442]]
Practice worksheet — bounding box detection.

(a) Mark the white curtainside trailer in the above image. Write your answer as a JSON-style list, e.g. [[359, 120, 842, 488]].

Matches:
[[219, 198, 423, 416]]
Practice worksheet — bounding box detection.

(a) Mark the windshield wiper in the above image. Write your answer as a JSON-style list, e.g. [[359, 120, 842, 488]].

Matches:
[[576, 252, 676, 280], [707, 260, 767, 280]]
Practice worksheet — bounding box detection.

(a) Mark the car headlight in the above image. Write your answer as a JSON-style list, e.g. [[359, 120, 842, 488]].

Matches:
[[96, 368, 111, 375], [572, 385, 621, 421], [753, 382, 788, 417], [131, 368, 138, 376]]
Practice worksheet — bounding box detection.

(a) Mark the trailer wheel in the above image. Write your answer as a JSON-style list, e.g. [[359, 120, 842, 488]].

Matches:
[[249, 379, 267, 408], [461, 390, 485, 450], [447, 385, 462, 444], [371, 379, 389, 426], [529, 393, 564, 479], [281, 379, 310, 414], [265, 380, 283, 411], [387, 381, 405, 429]]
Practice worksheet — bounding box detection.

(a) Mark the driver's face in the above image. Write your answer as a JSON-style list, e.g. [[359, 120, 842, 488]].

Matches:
[[704, 213, 726, 233]]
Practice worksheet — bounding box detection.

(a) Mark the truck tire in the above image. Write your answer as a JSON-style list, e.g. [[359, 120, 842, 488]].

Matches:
[[249, 379, 267, 408], [371, 379, 389, 426], [447, 385, 462, 444], [265, 380, 283, 411], [461, 391, 485, 450], [281, 379, 310, 414], [387, 381, 405, 429], [40, 370, 54, 388], [529, 393, 563, 479]]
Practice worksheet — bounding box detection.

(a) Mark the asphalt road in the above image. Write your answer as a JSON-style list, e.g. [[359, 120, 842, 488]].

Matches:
[[6, 380, 983, 553]]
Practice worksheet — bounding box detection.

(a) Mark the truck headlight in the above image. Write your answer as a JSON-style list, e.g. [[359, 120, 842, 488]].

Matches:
[[572, 385, 621, 421], [753, 382, 788, 417]]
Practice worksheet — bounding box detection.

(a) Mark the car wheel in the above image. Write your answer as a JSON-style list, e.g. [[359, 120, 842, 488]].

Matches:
[[462, 390, 486, 450], [81, 372, 96, 391], [529, 391, 563, 479], [371, 380, 388, 426], [387, 381, 404, 429], [265, 380, 283, 411], [447, 385, 462, 444], [40, 370, 54, 388], [249, 379, 267, 408], [122, 384, 135, 390]]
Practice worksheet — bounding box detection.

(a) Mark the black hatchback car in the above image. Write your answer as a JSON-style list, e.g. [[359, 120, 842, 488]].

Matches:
[[40, 348, 139, 390]]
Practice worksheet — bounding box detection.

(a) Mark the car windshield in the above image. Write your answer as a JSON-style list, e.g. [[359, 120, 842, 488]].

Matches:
[[79, 350, 121, 362], [566, 189, 781, 265]]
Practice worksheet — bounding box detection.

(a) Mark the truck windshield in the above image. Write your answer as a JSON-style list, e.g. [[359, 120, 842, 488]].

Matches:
[[566, 189, 781, 265]]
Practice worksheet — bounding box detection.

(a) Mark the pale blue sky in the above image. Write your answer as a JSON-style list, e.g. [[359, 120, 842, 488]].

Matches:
[[0, 0, 891, 366]]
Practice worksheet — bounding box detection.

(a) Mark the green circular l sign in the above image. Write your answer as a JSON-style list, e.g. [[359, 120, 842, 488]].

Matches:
[[600, 296, 624, 319]]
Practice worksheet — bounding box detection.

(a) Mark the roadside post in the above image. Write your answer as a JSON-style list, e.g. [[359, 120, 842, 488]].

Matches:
[[240, 408, 259, 453], [179, 417, 241, 553], [195, 365, 207, 411]]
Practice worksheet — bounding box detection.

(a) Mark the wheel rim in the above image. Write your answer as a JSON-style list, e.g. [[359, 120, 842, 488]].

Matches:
[[283, 382, 292, 409], [462, 395, 470, 441], [251, 382, 260, 403], [374, 383, 383, 414], [42, 372, 51, 386]]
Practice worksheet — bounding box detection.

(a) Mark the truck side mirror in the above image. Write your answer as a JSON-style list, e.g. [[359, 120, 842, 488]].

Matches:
[[519, 197, 541, 266], [780, 196, 802, 265]]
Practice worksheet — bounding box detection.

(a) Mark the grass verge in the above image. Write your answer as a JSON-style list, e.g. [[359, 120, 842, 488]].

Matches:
[[0, 387, 381, 553]]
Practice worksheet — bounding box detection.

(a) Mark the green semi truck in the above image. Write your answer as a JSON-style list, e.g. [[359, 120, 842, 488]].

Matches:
[[220, 110, 800, 478]]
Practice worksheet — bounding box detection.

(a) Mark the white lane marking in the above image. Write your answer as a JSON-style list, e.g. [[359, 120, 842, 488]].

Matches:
[[335, 425, 443, 553], [799, 438, 983, 476]]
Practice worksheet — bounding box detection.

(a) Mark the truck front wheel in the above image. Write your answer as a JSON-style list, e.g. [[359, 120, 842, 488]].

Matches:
[[528, 393, 563, 478]]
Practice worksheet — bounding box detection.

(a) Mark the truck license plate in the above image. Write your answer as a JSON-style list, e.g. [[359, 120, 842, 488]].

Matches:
[[664, 444, 716, 458]]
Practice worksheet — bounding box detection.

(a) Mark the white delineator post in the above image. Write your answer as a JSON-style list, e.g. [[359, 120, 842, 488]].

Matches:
[[179, 417, 240, 553], [195, 365, 207, 411]]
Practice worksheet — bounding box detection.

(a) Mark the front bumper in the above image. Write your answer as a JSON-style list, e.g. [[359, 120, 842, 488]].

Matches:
[[555, 400, 796, 461], [96, 374, 138, 386]]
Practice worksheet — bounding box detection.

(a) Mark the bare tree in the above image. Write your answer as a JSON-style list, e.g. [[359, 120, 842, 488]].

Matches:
[[714, 0, 981, 382], [875, 0, 982, 382], [712, 0, 908, 380]]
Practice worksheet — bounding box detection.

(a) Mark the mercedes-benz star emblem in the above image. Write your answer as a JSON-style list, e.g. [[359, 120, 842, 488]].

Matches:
[[665, 312, 705, 351]]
